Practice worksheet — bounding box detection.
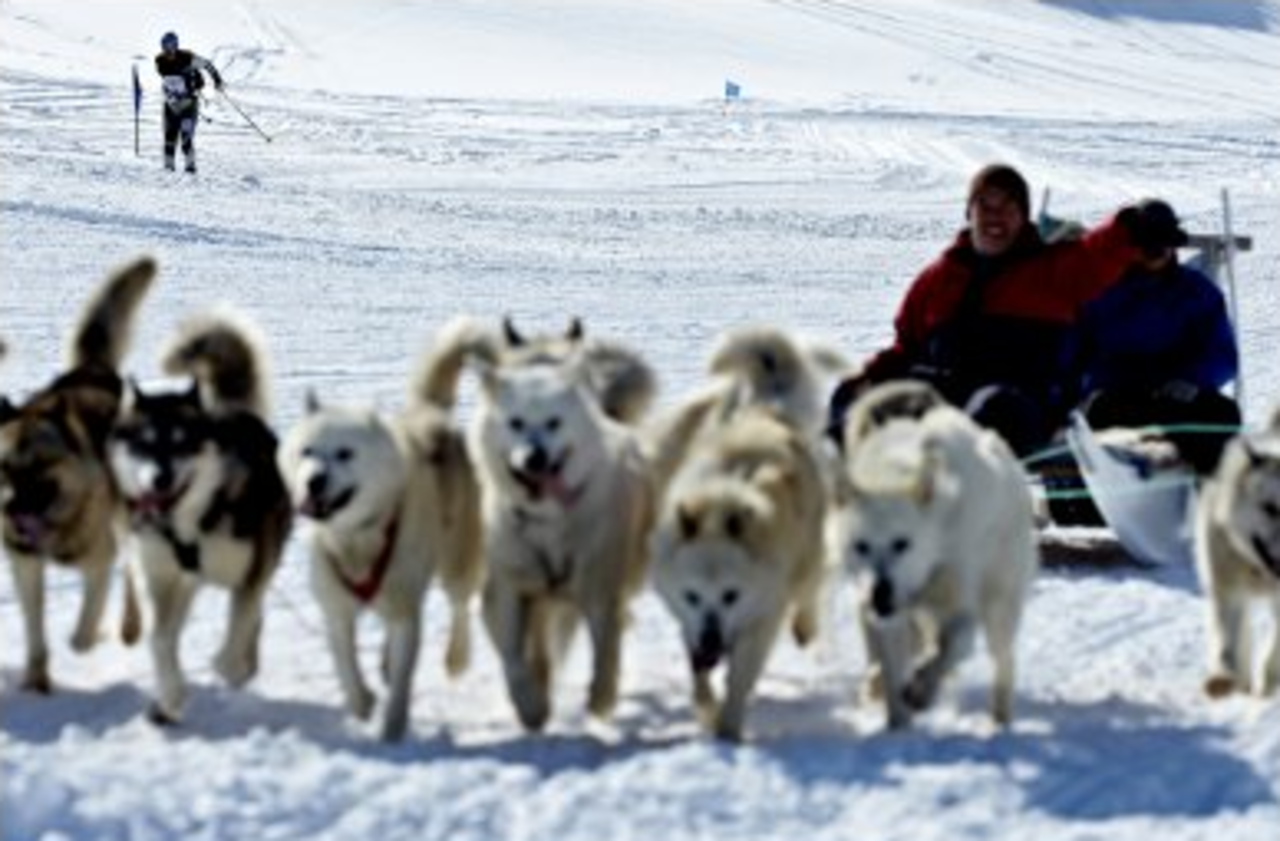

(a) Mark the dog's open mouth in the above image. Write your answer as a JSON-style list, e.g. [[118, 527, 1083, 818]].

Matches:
[[128, 478, 193, 523], [4, 510, 50, 551], [299, 486, 355, 521], [509, 450, 582, 506]]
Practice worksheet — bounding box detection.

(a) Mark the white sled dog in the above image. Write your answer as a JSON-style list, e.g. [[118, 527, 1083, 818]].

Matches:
[[830, 393, 1038, 729], [1195, 430, 1280, 698], [109, 310, 291, 724], [278, 319, 484, 741], [1, 256, 154, 692], [469, 332, 654, 731], [651, 406, 828, 741]]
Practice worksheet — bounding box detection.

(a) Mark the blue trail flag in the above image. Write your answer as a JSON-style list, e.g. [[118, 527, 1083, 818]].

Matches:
[[132, 64, 142, 112], [131, 64, 142, 156], [724, 79, 741, 101]]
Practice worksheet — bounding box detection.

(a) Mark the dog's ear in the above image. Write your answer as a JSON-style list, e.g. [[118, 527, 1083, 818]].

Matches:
[[502, 315, 524, 347], [677, 501, 699, 540], [565, 317, 584, 343], [117, 377, 141, 417], [0, 395, 15, 425], [184, 378, 204, 409], [304, 388, 322, 415]]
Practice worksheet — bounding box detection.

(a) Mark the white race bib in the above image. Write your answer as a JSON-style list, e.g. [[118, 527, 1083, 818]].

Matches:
[[162, 76, 188, 99]]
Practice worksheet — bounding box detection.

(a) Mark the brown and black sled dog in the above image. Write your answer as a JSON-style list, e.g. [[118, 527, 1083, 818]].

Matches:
[[0, 255, 156, 692]]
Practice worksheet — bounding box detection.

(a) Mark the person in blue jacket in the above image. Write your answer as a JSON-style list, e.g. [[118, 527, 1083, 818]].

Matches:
[[1074, 198, 1241, 477]]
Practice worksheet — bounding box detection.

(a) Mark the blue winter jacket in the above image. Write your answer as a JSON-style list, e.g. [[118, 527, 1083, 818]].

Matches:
[[1075, 259, 1238, 396]]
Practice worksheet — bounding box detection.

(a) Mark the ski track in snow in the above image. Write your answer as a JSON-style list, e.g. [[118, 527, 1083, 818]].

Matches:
[[3, 2, 1280, 839]]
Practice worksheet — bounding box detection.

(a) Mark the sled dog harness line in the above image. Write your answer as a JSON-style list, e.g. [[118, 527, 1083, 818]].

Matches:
[[333, 514, 401, 603]]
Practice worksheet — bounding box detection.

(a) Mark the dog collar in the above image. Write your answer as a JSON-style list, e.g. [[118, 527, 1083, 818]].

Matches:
[[334, 514, 400, 603]]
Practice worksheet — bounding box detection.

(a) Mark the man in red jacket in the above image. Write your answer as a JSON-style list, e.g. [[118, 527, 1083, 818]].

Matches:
[[829, 164, 1166, 458]]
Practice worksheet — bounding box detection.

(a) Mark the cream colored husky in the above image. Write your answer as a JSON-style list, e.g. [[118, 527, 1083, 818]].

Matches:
[[469, 339, 654, 731], [1194, 430, 1280, 699], [830, 399, 1038, 729], [651, 407, 828, 741], [278, 319, 484, 741]]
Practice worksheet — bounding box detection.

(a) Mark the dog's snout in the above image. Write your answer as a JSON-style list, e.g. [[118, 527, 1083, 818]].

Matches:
[[307, 471, 328, 499], [691, 613, 726, 672], [523, 445, 549, 474], [154, 466, 176, 493], [871, 577, 895, 618]]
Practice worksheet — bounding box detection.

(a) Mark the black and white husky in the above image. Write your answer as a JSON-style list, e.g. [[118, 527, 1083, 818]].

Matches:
[[109, 310, 291, 724]]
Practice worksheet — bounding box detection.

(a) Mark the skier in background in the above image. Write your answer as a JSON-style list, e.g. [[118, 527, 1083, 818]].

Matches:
[[154, 31, 223, 174]]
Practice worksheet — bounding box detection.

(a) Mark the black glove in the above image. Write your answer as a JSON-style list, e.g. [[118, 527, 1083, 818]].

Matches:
[[1155, 379, 1200, 404]]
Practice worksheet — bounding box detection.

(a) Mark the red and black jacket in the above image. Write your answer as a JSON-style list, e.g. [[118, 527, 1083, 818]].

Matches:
[[863, 212, 1138, 415]]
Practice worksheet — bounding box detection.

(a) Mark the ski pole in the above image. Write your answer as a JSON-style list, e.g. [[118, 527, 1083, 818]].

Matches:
[[1220, 187, 1244, 407], [218, 88, 273, 143]]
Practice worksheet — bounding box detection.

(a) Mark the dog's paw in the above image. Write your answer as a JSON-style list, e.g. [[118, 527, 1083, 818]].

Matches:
[[21, 668, 53, 695], [860, 666, 885, 703], [713, 718, 745, 743], [213, 649, 257, 688], [1204, 672, 1239, 699], [791, 608, 818, 648], [380, 712, 408, 743], [886, 706, 913, 730], [120, 611, 142, 647], [147, 700, 182, 727], [514, 694, 551, 732], [347, 686, 376, 721], [70, 626, 102, 653], [587, 681, 618, 721], [444, 629, 470, 679], [902, 680, 930, 711]]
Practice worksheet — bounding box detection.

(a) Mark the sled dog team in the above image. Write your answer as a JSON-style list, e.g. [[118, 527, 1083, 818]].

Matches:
[[3, 257, 1279, 742]]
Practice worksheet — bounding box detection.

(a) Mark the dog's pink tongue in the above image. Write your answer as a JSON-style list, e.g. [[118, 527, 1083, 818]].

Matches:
[[541, 473, 578, 507], [12, 513, 45, 543]]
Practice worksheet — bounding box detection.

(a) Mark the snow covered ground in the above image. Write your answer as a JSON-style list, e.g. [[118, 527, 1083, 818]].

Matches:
[[3, 1, 1280, 839]]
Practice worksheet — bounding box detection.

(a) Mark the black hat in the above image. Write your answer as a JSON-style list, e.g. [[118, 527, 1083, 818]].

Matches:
[[967, 164, 1030, 219], [1135, 198, 1190, 249]]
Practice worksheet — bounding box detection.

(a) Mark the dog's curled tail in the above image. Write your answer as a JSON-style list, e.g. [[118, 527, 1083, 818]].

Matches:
[[583, 340, 658, 425], [708, 325, 810, 392], [68, 254, 158, 371], [162, 308, 272, 418], [413, 315, 500, 409], [707, 325, 840, 429]]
